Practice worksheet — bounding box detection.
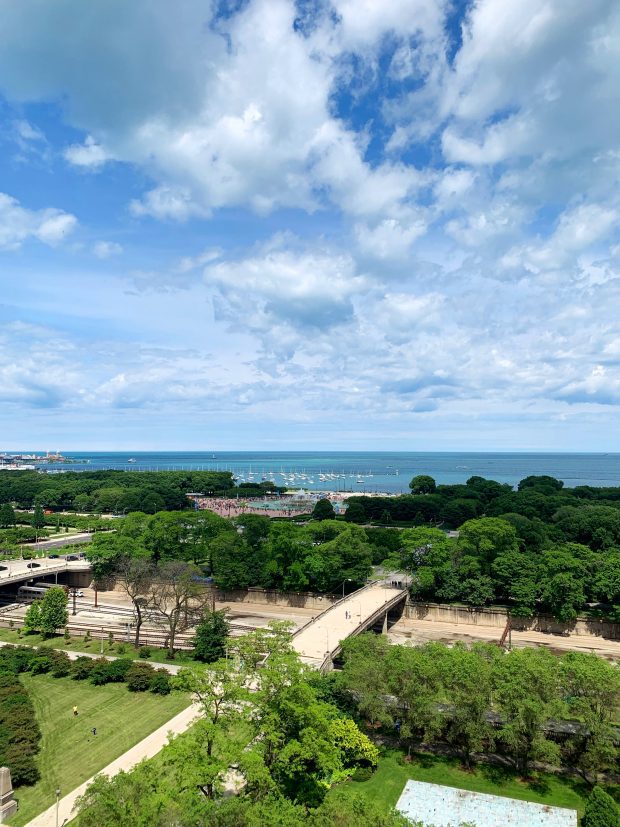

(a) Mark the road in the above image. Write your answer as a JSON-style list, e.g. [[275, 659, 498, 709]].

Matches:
[[24, 532, 92, 552], [0, 556, 90, 586]]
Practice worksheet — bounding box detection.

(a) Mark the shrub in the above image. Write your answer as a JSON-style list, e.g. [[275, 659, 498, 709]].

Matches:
[[89, 658, 116, 686], [125, 662, 155, 692], [351, 766, 374, 782], [149, 670, 171, 696], [116, 643, 127, 655], [0, 670, 41, 786], [28, 651, 55, 675], [582, 786, 620, 827], [5, 749, 40, 786], [50, 650, 71, 678], [138, 646, 151, 659], [71, 656, 96, 680], [192, 610, 230, 663]]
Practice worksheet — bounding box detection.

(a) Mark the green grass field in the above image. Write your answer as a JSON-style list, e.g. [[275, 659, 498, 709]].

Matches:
[[8, 673, 190, 826], [327, 750, 594, 818]]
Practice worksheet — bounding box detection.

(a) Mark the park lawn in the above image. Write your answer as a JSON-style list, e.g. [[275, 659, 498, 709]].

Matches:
[[327, 749, 592, 819], [8, 673, 190, 826]]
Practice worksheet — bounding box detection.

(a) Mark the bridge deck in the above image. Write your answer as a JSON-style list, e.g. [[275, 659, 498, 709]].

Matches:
[[293, 581, 407, 670]]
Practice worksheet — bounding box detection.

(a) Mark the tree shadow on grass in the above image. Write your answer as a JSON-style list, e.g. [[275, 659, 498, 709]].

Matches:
[[479, 763, 515, 787]]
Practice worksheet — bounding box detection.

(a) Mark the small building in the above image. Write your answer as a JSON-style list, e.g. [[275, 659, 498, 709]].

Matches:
[[396, 780, 577, 827]]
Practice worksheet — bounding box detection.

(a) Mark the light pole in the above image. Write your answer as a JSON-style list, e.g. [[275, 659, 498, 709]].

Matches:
[[341, 578, 352, 598], [55, 788, 61, 827]]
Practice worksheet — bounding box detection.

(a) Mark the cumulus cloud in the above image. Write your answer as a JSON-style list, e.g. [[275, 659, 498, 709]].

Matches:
[[0, 192, 77, 250], [64, 135, 112, 168]]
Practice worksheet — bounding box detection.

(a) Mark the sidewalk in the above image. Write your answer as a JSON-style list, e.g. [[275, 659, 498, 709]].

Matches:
[[25, 702, 201, 826]]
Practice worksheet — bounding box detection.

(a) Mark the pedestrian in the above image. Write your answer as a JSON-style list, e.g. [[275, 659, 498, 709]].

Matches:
[[91, 727, 97, 736], [73, 706, 78, 716]]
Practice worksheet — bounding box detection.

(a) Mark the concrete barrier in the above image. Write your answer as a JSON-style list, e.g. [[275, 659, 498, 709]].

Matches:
[[406, 601, 620, 640]]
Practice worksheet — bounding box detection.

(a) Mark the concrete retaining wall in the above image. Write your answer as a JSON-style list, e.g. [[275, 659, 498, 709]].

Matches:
[[214, 587, 338, 611], [406, 601, 620, 640]]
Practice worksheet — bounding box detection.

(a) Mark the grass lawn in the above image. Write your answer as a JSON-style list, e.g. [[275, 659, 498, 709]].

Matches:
[[8, 673, 190, 826], [327, 749, 594, 818], [0, 627, 207, 670]]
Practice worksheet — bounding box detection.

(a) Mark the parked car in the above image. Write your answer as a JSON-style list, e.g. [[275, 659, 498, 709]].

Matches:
[[48, 553, 59, 559]]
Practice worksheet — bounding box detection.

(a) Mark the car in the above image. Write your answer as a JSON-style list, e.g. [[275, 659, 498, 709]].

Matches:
[[65, 555, 78, 561], [26, 562, 41, 569], [48, 553, 59, 559], [71, 589, 84, 597]]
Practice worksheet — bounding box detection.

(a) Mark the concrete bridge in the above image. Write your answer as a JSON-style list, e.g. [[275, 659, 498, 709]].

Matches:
[[0, 556, 91, 589], [293, 579, 408, 672]]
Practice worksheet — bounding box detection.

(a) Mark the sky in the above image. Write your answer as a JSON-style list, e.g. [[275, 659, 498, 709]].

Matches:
[[1, 0, 620, 451]]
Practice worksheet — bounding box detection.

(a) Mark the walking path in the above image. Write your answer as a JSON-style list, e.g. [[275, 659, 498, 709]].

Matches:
[[25, 702, 201, 826]]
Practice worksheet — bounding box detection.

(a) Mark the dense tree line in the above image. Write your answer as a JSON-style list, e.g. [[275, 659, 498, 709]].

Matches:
[[332, 635, 620, 784], [346, 474, 620, 537], [395, 518, 620, 620], [0, 469, 236, 513], [87, 513, 374, 598], [0, 648, 43, 786]]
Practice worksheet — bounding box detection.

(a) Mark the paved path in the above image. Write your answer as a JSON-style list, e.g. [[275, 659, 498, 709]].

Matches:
[[25, 702, 201, 827], [293, 581, 406, 668]]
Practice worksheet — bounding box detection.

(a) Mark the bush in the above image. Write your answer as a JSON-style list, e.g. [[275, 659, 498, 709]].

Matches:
[[71, 656, 96, 680], [149, 670, 171, 696], [89, 658, 132, 686], [138, 646, 152, 659], [5, 749, 40, 786], [116, 643, 127, 655], [582, 786, 620, 827], [28, 651, 55, 675], [126, 662, 155, 692], [351, 766, 374, 782], [0, 669, 41, 787], [50, 650, 72, 678]]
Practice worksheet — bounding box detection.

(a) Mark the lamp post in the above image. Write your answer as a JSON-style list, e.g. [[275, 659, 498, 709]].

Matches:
[[341, 578, 352, 598], [55, 788, 61, 827]]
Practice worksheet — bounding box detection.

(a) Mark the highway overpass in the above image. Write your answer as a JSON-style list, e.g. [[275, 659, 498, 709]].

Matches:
[[0, 556, 91, 589]]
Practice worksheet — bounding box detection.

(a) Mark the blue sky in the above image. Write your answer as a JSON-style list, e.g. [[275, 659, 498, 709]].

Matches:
[[1, 0, 620, 451]]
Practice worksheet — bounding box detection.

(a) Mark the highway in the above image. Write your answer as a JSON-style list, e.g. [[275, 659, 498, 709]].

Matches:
[[23, 532, 93, 551]]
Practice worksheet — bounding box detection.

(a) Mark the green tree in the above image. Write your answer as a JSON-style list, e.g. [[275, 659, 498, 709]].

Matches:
[[193, 610, 230, 663], [32, 504, 45, 530], [39, 586, 68, 637], [457, 517, 519, 575], [582, 786, 620, 827], [116, 556, 155, 647], [560, 652, 620, 783], [493, 648, 562, 776], [408, 475, 436, 495], [312, 498, 336, 521], [0, 503, 15, 527], [23, 601, 42, 634], [344, 502, 366, 523], [148, 561, 211, 657]]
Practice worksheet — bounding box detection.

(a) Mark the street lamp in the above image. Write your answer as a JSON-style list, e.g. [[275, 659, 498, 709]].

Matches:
[[340, 578, 352, 598], [55, 788, 61, 827]]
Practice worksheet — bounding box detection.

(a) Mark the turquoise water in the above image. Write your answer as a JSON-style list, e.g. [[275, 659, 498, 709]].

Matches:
[[18, 451, 620, 494]]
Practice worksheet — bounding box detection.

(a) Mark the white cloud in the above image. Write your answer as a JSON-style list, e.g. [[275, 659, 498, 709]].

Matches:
[[64, 135, 111, 168], [93, 240, 123, 259], [0, 192, 77, 250]]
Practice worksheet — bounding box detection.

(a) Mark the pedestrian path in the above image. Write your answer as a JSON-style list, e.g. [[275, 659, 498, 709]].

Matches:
[[25, 702, 201, 826], [293, 580, 407, 669]]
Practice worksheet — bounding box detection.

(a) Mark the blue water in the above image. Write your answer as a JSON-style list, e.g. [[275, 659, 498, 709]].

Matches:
[[19, 452, 620, 494]]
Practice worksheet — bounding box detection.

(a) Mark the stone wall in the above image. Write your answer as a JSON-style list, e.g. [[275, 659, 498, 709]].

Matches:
[[406, 601, 620, 640]]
